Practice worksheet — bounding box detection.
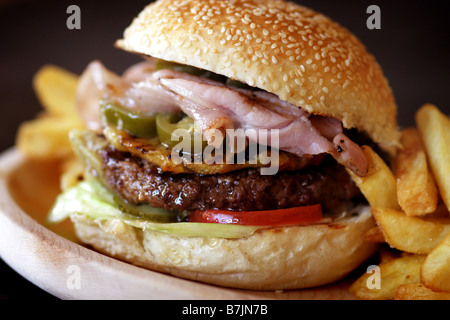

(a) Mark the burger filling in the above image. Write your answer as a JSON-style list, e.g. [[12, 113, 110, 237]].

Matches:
[[49, 59, 372, 236], [99, 145, 360, 213], [77, 60, 368, 176]]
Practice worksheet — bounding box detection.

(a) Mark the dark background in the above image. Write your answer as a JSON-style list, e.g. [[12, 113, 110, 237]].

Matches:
[[0, 0, 449, 300]]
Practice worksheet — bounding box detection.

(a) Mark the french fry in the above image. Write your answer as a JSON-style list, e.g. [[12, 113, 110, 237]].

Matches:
[[33, 64, 80, 117], [421, 232, 450, 293], [372, 207, 450, 254], [17, 65, 85, 160], [16, 114, 84, 159], [395, 128, 438, 216], [378, 246, 401, 263], [351, 104, 450, 300], [349, 254, 425, 300], [416, 104, 450, 211], [395, 283, 450, 300], [346, 145, 400, 210], [363, 226, 385, 243], [60, 156, 85, 191]]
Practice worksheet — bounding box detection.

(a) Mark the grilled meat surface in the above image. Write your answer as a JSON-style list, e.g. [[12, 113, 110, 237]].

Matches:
[[99, 147, 361, 212]]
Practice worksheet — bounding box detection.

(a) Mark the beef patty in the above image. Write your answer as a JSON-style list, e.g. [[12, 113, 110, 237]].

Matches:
[[99, 147, 361, 212]]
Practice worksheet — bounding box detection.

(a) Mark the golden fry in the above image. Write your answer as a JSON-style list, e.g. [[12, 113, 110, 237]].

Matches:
[[395, 283, 450, 300], [33, 64, 80, 117], [16, 115, 84, 160], [372, 207, 450, 254], [395, 128, 438, 216], [363, 226, 385, 243], [378, 246, 401, 263], [349, 254, 425, 300], [416, 104, 450, 211], [347, 145, 400, 210], [421, 232, 450, 293], [60, 156, 85, 191]]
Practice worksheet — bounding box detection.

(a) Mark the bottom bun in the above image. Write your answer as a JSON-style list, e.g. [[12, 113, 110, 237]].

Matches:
[[70, 205, 377, 290]]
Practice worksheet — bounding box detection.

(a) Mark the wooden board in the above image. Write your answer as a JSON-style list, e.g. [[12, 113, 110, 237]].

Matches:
[[0, 148, 357, 299]]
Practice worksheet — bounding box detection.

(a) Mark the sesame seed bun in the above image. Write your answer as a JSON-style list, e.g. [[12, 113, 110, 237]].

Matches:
[[70, 205, 377, 290], [66, 0, 397, 291], [116, 0, 400, 153]]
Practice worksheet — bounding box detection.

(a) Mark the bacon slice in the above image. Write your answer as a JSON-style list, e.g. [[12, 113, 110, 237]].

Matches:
[[157, 75, 367, 176], [76, 61, 368, 176], [76, 61, 179, 130]]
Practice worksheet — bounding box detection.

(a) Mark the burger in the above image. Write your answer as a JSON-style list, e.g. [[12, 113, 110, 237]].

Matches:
[[48, 0, 400, 290]]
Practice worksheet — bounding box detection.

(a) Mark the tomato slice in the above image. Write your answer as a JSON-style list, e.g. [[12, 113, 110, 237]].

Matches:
[[188, 204, 323, 226]]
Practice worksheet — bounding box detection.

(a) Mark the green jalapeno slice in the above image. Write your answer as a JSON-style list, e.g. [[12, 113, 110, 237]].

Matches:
[[156, 113, 207, 153], [100, 100, 157, 138]]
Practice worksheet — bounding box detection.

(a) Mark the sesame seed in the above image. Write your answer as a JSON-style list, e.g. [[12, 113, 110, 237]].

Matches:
[[285, 85, 292, 94], [343, 80, 350, 89]]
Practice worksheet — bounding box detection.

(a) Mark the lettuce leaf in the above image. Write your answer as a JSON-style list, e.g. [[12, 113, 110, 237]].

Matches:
[[47, 179, 260, 239]]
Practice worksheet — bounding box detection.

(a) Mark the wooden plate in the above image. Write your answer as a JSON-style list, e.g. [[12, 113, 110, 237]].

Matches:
[[0, 148, 356, 299]]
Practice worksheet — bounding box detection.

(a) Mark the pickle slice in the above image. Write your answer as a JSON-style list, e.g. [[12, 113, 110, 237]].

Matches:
[[100, 100, 157, 138], [156, 113, 207, 153]]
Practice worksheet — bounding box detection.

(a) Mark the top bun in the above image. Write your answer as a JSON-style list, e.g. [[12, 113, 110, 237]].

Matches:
[[116, 0, 400, 152]]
